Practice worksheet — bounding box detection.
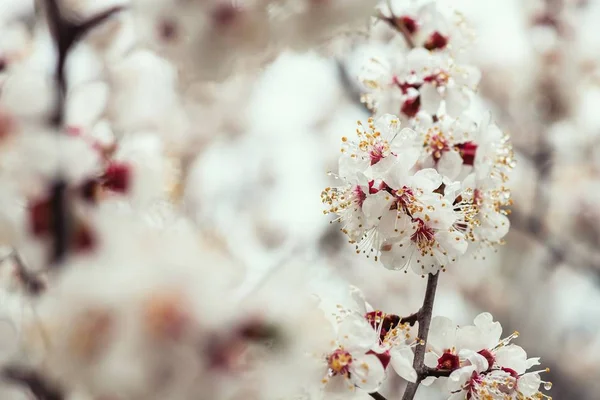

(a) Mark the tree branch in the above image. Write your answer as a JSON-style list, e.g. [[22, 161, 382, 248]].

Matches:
[[42, 1, 125, 265], [3, 366, 63, 400], [423, 367, 452, 378], [369, 391, 388, 400], [401, 272, 439, 400]]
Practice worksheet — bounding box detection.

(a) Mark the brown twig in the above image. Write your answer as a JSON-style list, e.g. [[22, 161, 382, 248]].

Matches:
[[401, 272, 439, 400]]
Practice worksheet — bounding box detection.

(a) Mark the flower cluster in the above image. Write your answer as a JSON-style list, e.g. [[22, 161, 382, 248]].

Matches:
[[357, 0, 477, 119], [313, 287, 418, 396], [324, 0, 514, 275], [425, 313, 552, 400], [322, 111, 513, 275]]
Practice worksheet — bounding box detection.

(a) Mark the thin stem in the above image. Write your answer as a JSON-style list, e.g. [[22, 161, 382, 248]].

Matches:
[[401, 272, 439, 400]]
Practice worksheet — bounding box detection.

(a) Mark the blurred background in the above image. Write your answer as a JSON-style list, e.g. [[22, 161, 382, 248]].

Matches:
[[2, 0, 600, 399]]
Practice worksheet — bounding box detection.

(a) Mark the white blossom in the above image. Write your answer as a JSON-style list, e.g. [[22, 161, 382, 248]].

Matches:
[[425, 313, 551, 400]]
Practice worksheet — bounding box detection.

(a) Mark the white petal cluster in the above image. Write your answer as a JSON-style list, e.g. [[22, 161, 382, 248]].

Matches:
[[425, 313, 551, 400], [322, 111, 513, 275], [325, 0, 515, 275]]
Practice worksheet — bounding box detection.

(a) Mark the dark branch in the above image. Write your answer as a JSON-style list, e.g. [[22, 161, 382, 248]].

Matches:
[[369, 391, 388, 400], [3, 366, 63, 400], [401, 272, 439, 400], [423, 367, 452, 378], [400, 311, 419, 327], [42, 1, 125, 265]]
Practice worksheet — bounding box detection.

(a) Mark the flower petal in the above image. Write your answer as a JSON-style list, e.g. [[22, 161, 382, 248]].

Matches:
[[428, 316, 456, 353], [437, 150, 463, 181], [444, 87, 469, 117], [424, 352, 439, 369], [448, 365, 477, 392], [362, 191, 395, 226], [410, 168, 443, 193], [494, 345, 527, 374], [518, 372, 541, 397], [420, 83, 442, 115], [338, 314, 378, 352], [390, 347, 417, 382], [350, 353, 385, 392]]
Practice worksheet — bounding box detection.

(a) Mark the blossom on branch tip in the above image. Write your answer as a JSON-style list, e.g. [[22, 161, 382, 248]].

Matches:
[[424, 313, 551, 400]]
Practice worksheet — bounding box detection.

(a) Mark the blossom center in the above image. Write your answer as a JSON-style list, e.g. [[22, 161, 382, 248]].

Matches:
[[424, 31, 449, 51], [366, 310, 402, 342], [328, 348, 353, 376], [456, 141, 478, 165], [401, 95, 421, 118], [395, 16, 418, 34], [369, 143, 388, 165], [103, 162, 131, 193], [354, 185, 367, 207], [437, 352, 460, 370], [392, 186, 418, 216], [427, 134, 450, 161], [424, 71, 450, 87], [411, 219, 436, 249]]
